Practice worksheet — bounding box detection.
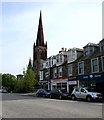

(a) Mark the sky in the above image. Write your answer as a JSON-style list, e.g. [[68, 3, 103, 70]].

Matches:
[[1, 0, 103, 76]]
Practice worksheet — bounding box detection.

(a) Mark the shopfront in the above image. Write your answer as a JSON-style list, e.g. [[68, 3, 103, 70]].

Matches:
[[39, 80, 48, 89], [68, 80, 77, 94], [51, 79, 68, 92], [77, 72, 104, 93]]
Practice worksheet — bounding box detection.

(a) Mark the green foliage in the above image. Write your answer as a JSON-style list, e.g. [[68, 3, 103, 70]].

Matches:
[[2, 73, 17, 92], [14, 79, 24, 93], [23, 68, 37, 93], [14, 67, 37, 93]]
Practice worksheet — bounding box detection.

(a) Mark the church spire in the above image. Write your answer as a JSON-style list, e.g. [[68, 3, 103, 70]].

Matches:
[[28, 57, 32, 69], [36, 10, 44, 46]]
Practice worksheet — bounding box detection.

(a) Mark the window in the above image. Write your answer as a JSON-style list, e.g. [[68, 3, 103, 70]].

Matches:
[[39, 71, 43, 80], [72, 50, 75, 59], [89, 47, 93, 54], [75, 88, 79, 92], [58, 67, 62, 77], [46, 61, 48, 68], [101, 56, 104, 71], [91, 58, 99, 73], [53, 68, 57, 78], [81, 88, 85, 92], [100, 41, 104, 52], [56, 55, 59, 63], [78, 61, 84, 75], [60, 54, 62, 62], [57, 83, 61, 89], [84, 47, 89, 56], [68, 64, 72, 76], [101, 45, 104, 52]]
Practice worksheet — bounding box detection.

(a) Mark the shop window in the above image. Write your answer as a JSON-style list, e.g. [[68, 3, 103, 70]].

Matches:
[[91, 58, 99, 73], [62, 83, 67, 92], [57, 83, 61, 89]]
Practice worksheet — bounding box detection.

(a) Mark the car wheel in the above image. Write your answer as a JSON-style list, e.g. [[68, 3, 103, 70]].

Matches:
[[59, 95, 62, 100], [50, 95, 52, 99], [36, 94, 39, 97], [43, 94, 46, 98], [71, 95, 76, 100], [86, 96, 92, 102]]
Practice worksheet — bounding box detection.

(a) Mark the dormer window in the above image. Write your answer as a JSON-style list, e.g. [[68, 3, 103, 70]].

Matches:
[[60, 54, 62, 62], [84, 46, 93, 56], [56, 55, 59, 63], [84, 47, 89, 56], [83, 43, 98, 56], [100, 39, 104, 52]]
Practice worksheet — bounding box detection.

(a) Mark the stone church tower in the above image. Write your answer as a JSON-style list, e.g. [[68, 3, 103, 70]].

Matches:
[[33, 11, 47, 80]]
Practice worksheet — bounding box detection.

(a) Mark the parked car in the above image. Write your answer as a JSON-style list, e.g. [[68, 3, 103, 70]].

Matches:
[[71, 87, 103, 102], [49, 89, 70, 99], [0, 88, 8, 93], [2, 89, 8, 93], [36, 89, 50, 98]]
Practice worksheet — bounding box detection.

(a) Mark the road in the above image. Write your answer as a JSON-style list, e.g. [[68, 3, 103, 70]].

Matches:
[[1, 93, 103, 118]]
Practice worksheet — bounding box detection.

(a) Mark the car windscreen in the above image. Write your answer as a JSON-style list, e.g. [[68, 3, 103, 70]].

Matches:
[[59, 89, 67, 93], [45, 89, 50, 92]]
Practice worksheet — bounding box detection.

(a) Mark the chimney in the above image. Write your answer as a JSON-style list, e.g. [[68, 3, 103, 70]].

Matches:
[[61, 48, 64, 52], [65, 48, 67, 51]]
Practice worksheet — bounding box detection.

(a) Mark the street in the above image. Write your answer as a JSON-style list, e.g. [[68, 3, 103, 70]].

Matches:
[[1, 93, 103, 118]]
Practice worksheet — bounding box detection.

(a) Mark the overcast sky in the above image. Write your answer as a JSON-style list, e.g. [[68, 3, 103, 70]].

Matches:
[[1, 0, 103, 76]]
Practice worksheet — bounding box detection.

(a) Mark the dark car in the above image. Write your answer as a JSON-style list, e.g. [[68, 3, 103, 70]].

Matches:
[[36, 89, 50, 98], [49, 89, 70, 99]]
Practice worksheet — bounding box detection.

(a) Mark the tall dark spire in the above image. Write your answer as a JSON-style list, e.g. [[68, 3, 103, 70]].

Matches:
[[28, 57, 32, 69], [36, 10, 44, 46]]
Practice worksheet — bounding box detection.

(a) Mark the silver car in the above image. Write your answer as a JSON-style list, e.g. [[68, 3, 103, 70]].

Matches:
[[71, 87, 103, 102]]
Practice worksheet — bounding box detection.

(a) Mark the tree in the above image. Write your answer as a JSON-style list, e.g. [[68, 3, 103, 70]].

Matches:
[[2, 73, 16, 92], [14, 79, 24, 93], [23, 67, 37, 93], [14, 58, 37, 93]]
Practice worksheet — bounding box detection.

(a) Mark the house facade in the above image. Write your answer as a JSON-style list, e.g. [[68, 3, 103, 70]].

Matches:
[[77, 40, 104, 93], [39, 39, 104, 94], [67, 48, 83, 93]]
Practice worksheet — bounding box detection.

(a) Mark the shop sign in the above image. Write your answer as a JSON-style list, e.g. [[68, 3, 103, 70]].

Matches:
[[69, 81, 77, 85], [83, 74, 102, 79], [52, 83, 56, 86]]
